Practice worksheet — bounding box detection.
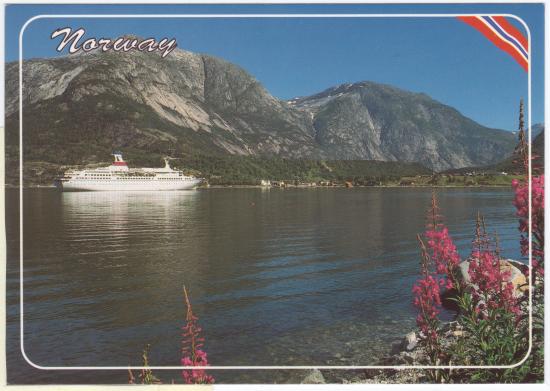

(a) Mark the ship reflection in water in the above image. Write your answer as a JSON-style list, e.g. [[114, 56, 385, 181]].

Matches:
[[7, 188, 521, 384]]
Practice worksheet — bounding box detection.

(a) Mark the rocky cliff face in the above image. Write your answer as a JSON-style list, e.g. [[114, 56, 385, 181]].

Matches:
[[5, 47, 516, 170], [289, 82, 516, 170], [6, 49, 318, 163]]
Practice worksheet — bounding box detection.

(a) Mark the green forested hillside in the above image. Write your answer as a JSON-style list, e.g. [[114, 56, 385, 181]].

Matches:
[[6, 149, 431, 187]]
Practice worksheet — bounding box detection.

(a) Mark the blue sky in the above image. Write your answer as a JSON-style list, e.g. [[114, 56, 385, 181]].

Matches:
[[6, 3, 545, 131]]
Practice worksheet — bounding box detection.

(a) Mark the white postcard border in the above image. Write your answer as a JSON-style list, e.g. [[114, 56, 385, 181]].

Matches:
[[18, 12, 533, 371]]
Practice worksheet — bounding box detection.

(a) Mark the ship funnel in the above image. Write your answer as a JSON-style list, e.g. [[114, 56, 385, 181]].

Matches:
[[111, 152, 129, 170], [113, 152, 125, 162]]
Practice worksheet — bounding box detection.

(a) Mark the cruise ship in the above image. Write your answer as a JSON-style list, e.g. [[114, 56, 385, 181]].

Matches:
[[55, 153, 202, 192]]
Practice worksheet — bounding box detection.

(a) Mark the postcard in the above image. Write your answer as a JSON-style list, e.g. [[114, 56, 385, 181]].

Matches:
[[3, 1, 546, 386]]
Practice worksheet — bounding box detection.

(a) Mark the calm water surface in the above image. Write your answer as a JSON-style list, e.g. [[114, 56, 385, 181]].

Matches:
[[6, 187, 522, 383]]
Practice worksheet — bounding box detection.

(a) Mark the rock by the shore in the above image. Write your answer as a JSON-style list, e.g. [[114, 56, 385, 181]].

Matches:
[[390, 331, 418, 355], [457, 258, 527, 296], [301, 369, 325, 384], [442, 258, 528, 311], [402, 331, 418, 351]]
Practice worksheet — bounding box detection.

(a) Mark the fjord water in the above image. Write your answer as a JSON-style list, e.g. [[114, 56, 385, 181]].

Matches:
[[6, 188, 521, 384]]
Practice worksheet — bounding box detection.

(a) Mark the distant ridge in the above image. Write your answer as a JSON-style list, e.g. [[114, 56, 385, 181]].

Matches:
[[443, 124, 544, 175]]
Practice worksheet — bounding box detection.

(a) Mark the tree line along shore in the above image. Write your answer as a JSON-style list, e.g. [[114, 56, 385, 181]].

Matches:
[[5, 152, 524, 188]]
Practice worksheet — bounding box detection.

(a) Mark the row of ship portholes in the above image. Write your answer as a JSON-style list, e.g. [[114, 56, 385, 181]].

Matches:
[[75, 178, 183, 181]]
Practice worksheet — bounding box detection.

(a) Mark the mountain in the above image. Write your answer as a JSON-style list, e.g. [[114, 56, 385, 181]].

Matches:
[[532, 123, 545, 139], [5, 47, 516, 175], [289, 82, 516, 170], [6, 49, 318, 163], [444, 125, 544, 175], [511, 123, 544, 138]]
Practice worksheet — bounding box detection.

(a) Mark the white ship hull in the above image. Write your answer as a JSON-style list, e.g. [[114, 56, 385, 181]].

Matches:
[[58, 179, 202, 192], [55, 153, 202, 192]]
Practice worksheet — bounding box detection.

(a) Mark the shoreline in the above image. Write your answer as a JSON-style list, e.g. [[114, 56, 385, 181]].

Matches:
[[6, 184, 514, 190]]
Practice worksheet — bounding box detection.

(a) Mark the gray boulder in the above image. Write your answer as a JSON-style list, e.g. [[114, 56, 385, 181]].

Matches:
[[402, 331, 418, 351], [456, 258, 527, 297], [301, 369, 325, 384]]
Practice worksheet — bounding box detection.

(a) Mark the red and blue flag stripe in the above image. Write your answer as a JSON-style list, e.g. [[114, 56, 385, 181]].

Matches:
[[457, 16, 529, 72]]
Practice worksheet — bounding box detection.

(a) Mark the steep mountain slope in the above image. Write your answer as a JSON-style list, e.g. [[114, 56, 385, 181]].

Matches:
[[6, 49, 318, 165], [289, 82, 516, 170], [6, 47, 516, 172], [531, 123, 545, 139], [444, 125, 544, 174]]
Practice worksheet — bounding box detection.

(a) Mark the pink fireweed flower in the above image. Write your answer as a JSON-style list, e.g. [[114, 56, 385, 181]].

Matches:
[[423, 192, 463, 291], [412, 193, 466, 363], [181, 350, 214, 384], [468, 250, 520, 320], [412, 235, 443, 358], [425, 227, 461, 289], [412, 274, 442, 345], [181, 286, 214, 385], [512, 175, 544, 277]]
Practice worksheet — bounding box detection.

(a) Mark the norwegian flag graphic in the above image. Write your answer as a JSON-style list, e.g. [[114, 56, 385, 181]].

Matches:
[[458, 16, 529, 72]]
